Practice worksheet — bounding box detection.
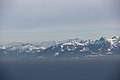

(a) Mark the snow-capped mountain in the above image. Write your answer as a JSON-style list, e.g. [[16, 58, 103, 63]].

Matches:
[[42, 39, 90, 57], [0, 36, 120, 58]]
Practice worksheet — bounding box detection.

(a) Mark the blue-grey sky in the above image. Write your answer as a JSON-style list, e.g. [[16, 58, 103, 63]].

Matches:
[[0, 0, 120, 43]]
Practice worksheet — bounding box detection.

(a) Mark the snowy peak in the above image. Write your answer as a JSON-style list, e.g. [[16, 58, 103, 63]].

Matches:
[[62, 41, 85, 46], [112, 36, 119, 40], [99, 37, 107, 41], [108, 36, 120, 47]]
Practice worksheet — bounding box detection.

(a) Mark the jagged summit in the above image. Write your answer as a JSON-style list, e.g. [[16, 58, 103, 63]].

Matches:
[[99, 37, 107, 41], [112, 36, 119, 39]]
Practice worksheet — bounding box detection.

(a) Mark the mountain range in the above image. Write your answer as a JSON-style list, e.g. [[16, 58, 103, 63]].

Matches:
[[0, 36, 120, 58]]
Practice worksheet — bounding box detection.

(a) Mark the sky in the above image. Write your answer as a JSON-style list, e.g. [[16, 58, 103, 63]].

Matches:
[[0, 0, 120, 44]]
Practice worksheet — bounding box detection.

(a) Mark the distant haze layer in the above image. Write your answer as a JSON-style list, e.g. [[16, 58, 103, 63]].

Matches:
[[0, 0, 120, 43]]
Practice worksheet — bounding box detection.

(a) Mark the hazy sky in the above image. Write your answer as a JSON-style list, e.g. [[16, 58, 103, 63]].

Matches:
[[0, 0, 120, 43]]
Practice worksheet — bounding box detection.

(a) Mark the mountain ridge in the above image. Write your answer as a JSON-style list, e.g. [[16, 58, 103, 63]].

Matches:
[[0, 36, 120, 58]]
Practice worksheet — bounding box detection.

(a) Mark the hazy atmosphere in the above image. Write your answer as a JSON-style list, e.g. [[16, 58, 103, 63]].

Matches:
[[0, 0, 120, 43], [0, 1, 120, 80]]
